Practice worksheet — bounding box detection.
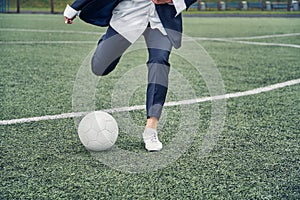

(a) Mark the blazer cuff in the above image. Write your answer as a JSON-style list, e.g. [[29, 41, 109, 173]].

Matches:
[[171, 0, 187, 16], [63, 4, 79, 19]]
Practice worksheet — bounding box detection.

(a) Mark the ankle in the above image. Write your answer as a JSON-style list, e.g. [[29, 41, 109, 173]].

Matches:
[[146, 117, 158, 129]]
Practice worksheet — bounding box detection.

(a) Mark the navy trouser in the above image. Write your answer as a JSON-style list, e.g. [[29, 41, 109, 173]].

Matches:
[[92, 26, 172, 119]]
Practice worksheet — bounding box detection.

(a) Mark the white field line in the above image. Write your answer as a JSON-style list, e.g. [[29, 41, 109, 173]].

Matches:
[[0, 41, 96, 44], [1, 28, 300, 46], [0, 28, 102, 35], [197, 38, 300, 49], [0, 78, 299, 126], [1, 28, 299, 40], [2, 40, 299, 48], [228, 40, 300, 49], [183, 37, 300, 49], [189, 32, 300, 49], [194, 32, 300, 41]]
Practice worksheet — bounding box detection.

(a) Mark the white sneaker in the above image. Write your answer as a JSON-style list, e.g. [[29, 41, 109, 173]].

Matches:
[[143, 128, 163, 152]]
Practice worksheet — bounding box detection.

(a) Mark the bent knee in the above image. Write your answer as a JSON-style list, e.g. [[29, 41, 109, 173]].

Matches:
[[91, 57, 106, 76], [147, 50, 170, 66], [91, 56, 119, 76]]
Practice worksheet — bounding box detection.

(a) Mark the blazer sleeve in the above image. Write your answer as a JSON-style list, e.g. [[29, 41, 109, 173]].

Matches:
[[76, 0, 121, 27], [70, 0, 93, 11]]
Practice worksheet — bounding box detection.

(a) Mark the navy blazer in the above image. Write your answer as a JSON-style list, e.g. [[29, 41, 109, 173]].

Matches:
[[71, 0, 196, 48]]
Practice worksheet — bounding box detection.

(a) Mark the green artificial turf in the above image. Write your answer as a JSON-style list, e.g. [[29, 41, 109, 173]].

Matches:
[[0, 14, 299, 199]]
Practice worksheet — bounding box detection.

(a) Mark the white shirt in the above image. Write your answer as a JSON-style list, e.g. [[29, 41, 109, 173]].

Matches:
[[110, 0, 186, 43]]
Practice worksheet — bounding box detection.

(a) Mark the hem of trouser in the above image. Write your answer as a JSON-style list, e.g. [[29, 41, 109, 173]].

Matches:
[[147, 104, 163, 119]]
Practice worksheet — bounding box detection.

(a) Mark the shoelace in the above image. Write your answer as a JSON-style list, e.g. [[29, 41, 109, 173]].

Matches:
[[151, 134, 159, 142]]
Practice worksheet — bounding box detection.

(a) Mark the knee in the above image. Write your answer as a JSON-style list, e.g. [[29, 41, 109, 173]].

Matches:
[[147, 50, 170, 66], [91, 57, 106, 76], [91, 68, 109, 76], [91, 56, 119, 76], [91, 64, 108, 77]]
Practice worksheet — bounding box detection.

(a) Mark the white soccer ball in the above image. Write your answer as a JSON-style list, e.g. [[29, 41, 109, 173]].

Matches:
[[78, 111, 118, 151]]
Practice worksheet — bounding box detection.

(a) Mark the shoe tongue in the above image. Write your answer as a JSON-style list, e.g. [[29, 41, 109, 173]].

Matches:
[[145, 128, 157, 135], [145, 127, 156, 133]]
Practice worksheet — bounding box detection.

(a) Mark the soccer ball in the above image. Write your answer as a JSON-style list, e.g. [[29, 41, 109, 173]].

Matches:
[[78, 111, 119, 151]]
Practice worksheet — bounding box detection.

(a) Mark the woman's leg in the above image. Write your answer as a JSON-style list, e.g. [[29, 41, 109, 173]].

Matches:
[[91, 26, 131, 76], [142, 28, 173, 151], [144, 28, 172, 124]]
